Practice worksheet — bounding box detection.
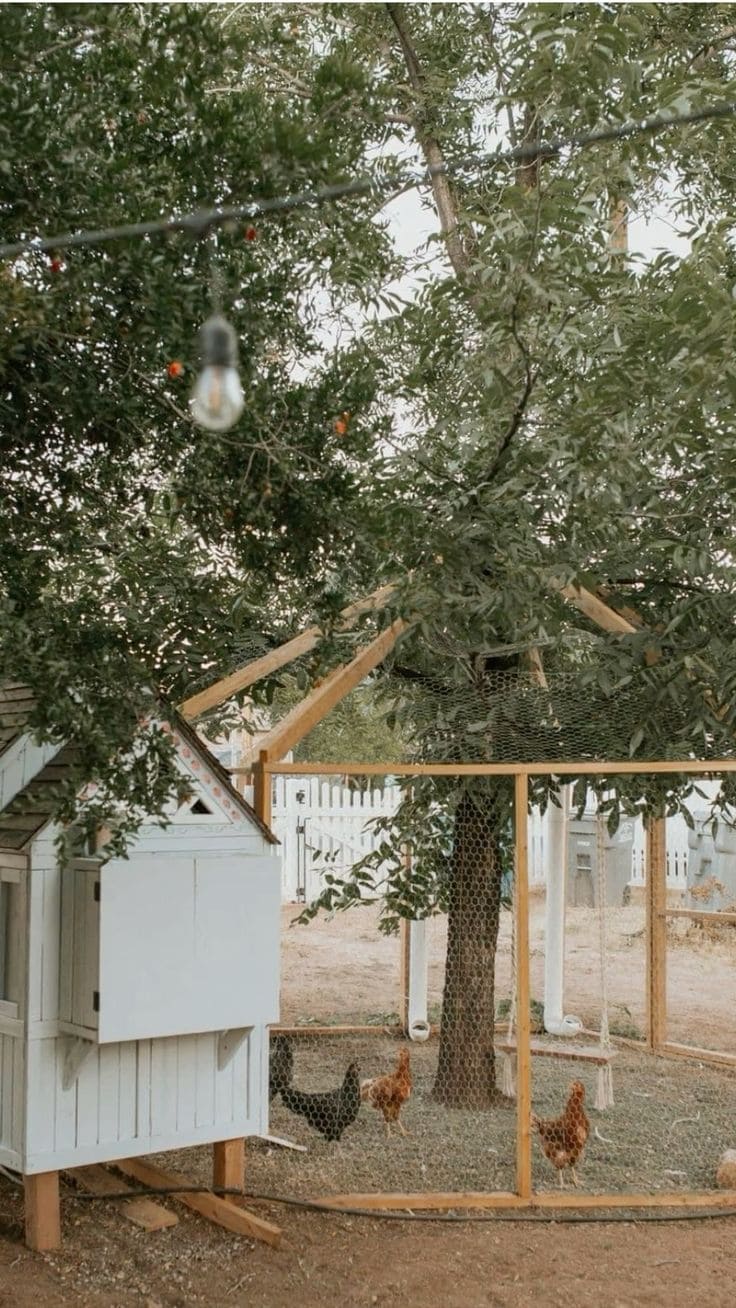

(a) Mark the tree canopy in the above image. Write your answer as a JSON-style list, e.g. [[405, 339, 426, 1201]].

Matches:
[[4, 2, 736, 845]]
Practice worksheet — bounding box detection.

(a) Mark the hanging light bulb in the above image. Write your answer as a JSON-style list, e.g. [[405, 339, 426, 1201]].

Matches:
[[190, 314, 244, 432]]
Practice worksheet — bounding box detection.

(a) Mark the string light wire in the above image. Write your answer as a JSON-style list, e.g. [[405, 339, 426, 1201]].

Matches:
[[0, 100, 734, 260]]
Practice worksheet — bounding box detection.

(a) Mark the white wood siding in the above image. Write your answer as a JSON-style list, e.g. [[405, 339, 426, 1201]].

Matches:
[[0, 1031, 24, 1165], [22, 1026, 265, 1174]]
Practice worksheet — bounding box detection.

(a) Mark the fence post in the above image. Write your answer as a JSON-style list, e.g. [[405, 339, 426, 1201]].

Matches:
[[646, 813, 667, 1050], [514, 771, 532, 1200], [253, 749, 272, 829]]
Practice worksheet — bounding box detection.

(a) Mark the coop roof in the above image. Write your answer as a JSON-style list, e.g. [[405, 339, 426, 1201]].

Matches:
[[0, 681, 37, 757], [0, 684, 277, 849]]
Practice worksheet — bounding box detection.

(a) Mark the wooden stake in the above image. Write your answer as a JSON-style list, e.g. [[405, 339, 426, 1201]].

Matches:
[[514, 771, 532, 1200], [213, 1138, 245, 1193], [646, 815, 667, 1050], [116, 1156, 281, 1248], [24, 1171, 61, 1251]]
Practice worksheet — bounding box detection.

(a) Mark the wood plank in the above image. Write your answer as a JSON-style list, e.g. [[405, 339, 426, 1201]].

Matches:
[[646, 816, 667, 1050], [179, 585, 399, 720], [254, 759, 736, 777], [24, 1171, 61, 1251], [514, 772, 532, 1201], [315, 1190, 528, 1211], [213, 1138, 244, 1193], [313, 1188, 736, 1212], [661, 1042, 736, 1069], [531, 1190, 736, 1210], [116, 1156, 281, 1247], [242, 620, 408, 765], [66, 1165, 178, 1231], [662, 908, 736, 925], [497, 1038, 617, 1065]]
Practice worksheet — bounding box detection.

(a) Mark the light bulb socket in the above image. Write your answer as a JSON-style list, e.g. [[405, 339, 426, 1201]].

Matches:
[[199, 314, 239, 369]]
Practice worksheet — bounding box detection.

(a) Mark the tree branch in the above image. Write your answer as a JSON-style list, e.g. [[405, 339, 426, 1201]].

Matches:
[[385, 2, 474, 279]]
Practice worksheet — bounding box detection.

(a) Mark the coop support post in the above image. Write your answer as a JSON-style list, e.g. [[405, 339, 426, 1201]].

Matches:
[[24, 1171, 61, 1251], [646, 814, 667, 1050], [213, 1138, 245, 1193], [253, 749, 272, 829], [514, 772, 532, 1200]]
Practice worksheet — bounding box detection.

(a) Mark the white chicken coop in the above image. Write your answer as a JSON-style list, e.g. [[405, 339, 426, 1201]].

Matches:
[[0, 685, 281, 1249]]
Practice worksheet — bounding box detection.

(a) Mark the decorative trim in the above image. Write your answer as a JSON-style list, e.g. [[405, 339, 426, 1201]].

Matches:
[[217, 1027, 250, 1070], [61, 1035, 95, 1091]]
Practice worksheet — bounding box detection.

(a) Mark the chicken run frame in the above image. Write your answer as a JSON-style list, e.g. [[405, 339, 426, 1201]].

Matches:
[[185, 577, 736, 1217], [246, 754, 736, 1215]]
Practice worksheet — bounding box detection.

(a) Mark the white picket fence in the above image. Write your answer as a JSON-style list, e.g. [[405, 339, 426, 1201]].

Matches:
[[270, 775, 401, 903], [234, 770, 695, 903]]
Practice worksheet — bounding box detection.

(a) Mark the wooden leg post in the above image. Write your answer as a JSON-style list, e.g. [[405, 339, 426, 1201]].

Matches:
[[645, 814, 667, 1051], [514, 772, 532, 1200], [213, 1138, 245, 1193], [24, 1171, 61, 1251]]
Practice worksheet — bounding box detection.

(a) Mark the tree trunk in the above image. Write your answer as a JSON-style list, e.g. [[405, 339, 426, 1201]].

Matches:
[[433, 789, 508, 1109]]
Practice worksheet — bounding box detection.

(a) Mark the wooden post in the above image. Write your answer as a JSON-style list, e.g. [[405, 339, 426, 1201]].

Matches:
[[213, 1138, 245, 1193], [253, 749, 272, 829], [514, 772, 532, 1200], [645, 814, 667, 1050], [24, 1171, 61, 1251]]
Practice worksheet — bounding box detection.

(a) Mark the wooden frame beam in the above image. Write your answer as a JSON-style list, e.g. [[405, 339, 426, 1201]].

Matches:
[[236, 759, 736, 777], [239, 619, 408, 766], [179, 584, 398, 720], [313, 1188, 736, 1212], [555, 582, 638, 635], [646, 815, 667, 1051]]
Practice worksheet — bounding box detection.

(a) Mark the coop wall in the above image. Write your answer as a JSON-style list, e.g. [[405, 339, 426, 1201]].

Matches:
[[18, 824, 273, 1174]]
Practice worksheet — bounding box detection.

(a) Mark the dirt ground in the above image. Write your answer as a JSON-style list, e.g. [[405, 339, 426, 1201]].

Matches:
[[280, 898, 736, 1053], [1, 900, 735, 1305], [1, 1189, 736, 1308]]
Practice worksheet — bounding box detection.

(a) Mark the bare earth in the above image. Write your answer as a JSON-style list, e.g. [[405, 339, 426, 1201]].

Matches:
[[1, 900, 735, 1306]]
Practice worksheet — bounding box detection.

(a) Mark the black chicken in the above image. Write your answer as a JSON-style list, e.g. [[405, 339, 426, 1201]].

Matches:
[[281, 1062, 361, 1141], [269, 1034, 294, 1102]]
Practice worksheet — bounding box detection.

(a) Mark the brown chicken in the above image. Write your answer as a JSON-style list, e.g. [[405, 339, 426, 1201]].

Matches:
[[360, 1047, 412, 1136], [531, 1080, 590, 1188]]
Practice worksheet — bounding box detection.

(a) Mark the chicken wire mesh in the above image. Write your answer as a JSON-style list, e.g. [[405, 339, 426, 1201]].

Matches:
[[243, 762, 736, 1208]]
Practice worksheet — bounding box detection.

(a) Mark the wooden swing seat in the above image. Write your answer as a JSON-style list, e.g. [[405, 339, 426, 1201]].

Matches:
[[496, 1037, 617, 1067]]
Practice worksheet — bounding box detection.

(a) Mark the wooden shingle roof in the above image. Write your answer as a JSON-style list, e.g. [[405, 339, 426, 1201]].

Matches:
[[0, 682, 37, 757], [0, 684, 276, 848]]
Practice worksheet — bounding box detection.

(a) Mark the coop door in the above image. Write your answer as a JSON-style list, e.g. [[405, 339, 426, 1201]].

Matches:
[[97, 854, 280, 1043], [59, 858, 101, 1032]]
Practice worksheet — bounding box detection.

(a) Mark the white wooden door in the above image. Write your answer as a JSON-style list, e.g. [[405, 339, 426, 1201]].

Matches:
[[97, 853, 280, 1043]]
